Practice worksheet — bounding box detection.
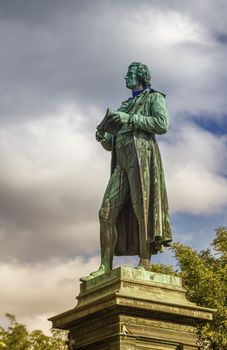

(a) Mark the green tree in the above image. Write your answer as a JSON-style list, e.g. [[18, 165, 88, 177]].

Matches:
[[29, 329, 68, 350], [149, 227, 226, 349], [170, 227, 226, 349], [0, 314, 67, 350], [0, 314, 30, 350]]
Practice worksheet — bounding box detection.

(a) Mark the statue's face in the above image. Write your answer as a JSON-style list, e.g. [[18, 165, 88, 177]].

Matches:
[[124, 66, 141, 90]]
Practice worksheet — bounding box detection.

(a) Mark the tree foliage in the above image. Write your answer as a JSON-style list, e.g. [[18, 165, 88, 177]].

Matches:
[[0, 314, 68, 350], [171, 227, 227, 350], [148, 227, 226, 349]]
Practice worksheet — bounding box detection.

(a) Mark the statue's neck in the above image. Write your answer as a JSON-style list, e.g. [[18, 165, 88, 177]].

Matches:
[[132, 88, 145, 98]]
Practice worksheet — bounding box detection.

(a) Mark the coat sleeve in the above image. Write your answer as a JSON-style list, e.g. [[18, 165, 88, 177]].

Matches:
[[129, 92, 169, 135]]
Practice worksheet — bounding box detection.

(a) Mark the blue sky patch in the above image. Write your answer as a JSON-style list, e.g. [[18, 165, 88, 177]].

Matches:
[[192, 114, 227, 135]]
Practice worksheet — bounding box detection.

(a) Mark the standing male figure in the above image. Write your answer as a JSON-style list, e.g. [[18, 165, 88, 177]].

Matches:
[[81, 62, 172, 282]]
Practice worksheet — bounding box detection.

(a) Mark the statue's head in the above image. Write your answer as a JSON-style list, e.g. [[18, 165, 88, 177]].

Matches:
[[125, 62, 151, 90]]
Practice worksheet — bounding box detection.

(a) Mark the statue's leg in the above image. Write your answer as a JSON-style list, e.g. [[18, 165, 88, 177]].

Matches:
[[137, 231, 150, 269], [95, 165, 129, 275], [90, 223, 117, 277], [125, 142, 150, 270], [80, 165, 129, 281], [134, 216, 150, 270]]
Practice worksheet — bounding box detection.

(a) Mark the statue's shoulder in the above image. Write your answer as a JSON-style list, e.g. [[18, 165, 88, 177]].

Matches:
[[149, 88, 166, 98]]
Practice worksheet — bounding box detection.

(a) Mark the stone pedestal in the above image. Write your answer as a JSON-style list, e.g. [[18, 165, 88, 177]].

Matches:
[[49, 267, 214, 350]]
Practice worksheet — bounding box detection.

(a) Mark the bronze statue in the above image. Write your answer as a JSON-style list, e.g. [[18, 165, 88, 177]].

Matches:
[[80, 62, 172, 282]]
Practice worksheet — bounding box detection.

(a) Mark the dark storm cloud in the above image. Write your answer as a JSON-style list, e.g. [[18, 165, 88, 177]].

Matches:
[[215, 32, 227, 44], [1, 0, 227, 122], [0, 0, 130, 121], [0, 0, 90, 22]]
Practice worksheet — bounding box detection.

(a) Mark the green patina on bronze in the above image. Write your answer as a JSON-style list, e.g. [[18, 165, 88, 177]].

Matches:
[[81, 62, 172, 282]]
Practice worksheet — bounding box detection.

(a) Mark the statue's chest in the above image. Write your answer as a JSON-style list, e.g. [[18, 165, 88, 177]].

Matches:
[[120, 97, 150, 116]]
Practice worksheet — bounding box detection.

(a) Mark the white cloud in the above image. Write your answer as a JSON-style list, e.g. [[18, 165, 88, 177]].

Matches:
[[131, 9, 211, 47], [0, 105, 110, 260], [0, 256, 99, 333], [113, 5, 227, 119], [160, 122, 227, 214]]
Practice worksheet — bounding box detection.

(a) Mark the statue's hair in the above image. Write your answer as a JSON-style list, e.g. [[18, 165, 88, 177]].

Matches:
[[128, 62, 151, 88]]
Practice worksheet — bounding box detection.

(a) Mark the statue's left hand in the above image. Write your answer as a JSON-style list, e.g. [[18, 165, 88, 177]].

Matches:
[[95, 130, 105, 142], [110, 111, 130, 125]]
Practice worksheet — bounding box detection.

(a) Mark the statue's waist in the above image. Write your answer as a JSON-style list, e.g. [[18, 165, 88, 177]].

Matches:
[[115, 129, 155, 146]]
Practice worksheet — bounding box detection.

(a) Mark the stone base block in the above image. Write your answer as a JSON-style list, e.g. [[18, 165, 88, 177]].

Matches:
[[49, 267, 214, 350]]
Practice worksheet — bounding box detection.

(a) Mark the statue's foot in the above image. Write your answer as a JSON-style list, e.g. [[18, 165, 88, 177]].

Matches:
[[79, 274, 95, 282], [135, 259, 150, 271], [135, 263, 146, 271], [80, 264, 110, 282], [90, 264, 110, 277]]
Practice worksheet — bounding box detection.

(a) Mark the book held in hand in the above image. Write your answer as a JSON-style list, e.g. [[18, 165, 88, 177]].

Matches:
[[97, 108, 122, 135]]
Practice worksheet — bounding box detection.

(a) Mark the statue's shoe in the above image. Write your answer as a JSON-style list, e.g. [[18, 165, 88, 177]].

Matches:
[[135, 259, 150, 271], [80, 267, 109, 282], [79, 274, 95, 282], [90, 264, 109, 277]]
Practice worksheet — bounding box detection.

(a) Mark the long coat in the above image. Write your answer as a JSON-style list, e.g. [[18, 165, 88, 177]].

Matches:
[[101, 89, 172, 256]]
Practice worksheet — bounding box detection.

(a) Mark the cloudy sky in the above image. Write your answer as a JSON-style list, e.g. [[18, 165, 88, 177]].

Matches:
[[0, 0, 227, 333]]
